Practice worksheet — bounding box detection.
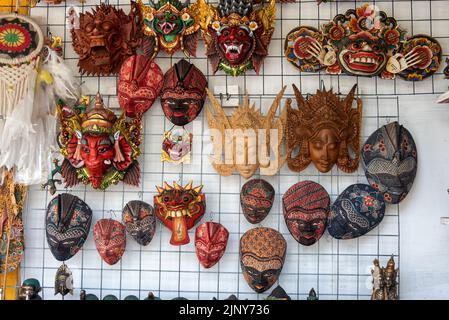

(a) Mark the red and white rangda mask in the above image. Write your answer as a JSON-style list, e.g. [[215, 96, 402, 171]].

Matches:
[[93, 219, 126, 265], [118, 54, 164, 118], [58, 93, 142, 190], [195, 222, 229, 268], [154, 181, 205, 245]]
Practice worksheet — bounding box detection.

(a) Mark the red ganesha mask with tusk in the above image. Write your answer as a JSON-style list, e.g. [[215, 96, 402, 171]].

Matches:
[[154, 181, 205, 245], [57, 93, 142, 190]]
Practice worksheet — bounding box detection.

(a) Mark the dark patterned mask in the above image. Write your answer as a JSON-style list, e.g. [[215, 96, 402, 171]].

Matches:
[[46, 193, 93, 261], [54, 264, 73, 296], [161, 59, 207, 126], [239, 227, 287, 293], [328, 184, 386, 239], [282, 181, 330, 246], [93, 219, 126, 265], [195, 222, 229, 268], [122, 200, 156, 246], [240, 179, 275, 224], [362, 122, 417, 204]]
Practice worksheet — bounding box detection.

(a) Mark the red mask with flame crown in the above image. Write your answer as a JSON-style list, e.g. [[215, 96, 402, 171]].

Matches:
[[154, 181, 205, 245], [195, 222, 229, 268]]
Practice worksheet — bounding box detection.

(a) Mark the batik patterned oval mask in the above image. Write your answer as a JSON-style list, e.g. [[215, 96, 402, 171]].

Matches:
[[239, 227, 287, 293], [118, 55, 164, 118], [327, 184, 386, 239], [160, 59, 207, 126], [240, 179, 275, 224], [362, 122, 417, 204], [282, 181, 330, 246], [122, 200, 156, 246], [46, 193, 93, 261], [195, 222, 229, 268], [93, 219, 126, 265]]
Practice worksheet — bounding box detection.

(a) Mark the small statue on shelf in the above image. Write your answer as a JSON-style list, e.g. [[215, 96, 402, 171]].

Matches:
[[371, 256, 399, 300], [307, 288, 318, 300]]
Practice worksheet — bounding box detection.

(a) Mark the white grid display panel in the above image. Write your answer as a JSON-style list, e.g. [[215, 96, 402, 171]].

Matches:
[[19, 0, 449, 300]]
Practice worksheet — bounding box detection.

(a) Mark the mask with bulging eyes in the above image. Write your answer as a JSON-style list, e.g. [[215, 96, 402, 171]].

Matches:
[[122, 200, 156, 246], [160, 59, 207, 126], [195, 222, 229, 268], [239, 227, 287, 293], [46, 193, 93, 261], [93, 219, 126, 265], [240, 179, 275, 224], [282, 181, 330, 246]]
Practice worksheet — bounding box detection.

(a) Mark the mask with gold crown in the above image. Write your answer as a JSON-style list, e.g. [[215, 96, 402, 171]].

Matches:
[[137, 0, 200, 59], [57, 93, 142, 190], [190, 0, 276, 76]]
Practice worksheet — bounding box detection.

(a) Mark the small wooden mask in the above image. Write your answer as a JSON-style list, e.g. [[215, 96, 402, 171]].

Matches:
[[154, 181, 205, 246], [284, 4, 442, 80], [118, 55, 164, 118], [69, 3, 141, 76], [138, 0, 200, 58], [191, 0, 276, 76], [206, 87, 286, 179], [54, 264, 73, 296], [58, 93, 142, 190], [240, 179, 274, 224], [122, 200, 156, 246], [93, 219, 126, 265], [282, 181, 330, 246], [239, 227, 286, 293], [286, 85, 362, 173], [195, 221, 229, 268], [46, 193, 92, 261]]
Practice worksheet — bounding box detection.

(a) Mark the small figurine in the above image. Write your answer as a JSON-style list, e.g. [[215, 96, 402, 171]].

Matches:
[[154, 181, 205, 245], [80, 289, 99, 300], [328, 184, 386, 239], [137, 0, 200, 59], [46, 193, 92, 261], [307, 288, 318, 300], [195, 221, 229, 268], [266, 286, 291, 300], [18, 278, 42, 300], [240, 179, 275, 224], [371, 256, 399, 300], [54, 263, 73, 296], [70, 3, 142, 76], [362, 122, 418, 204], [93, 219, 127, 265], [240, 227, 287, 293], [191, 0, 276, 76], [122, 201, 156, 246], [285, 4, 442, 81], [286, 85, 362, 174], [206, 87, 286, 178]]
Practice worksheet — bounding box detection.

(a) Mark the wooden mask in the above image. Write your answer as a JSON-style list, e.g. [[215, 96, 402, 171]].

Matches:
[[239, 227, 286, 293], [58, 93, 142, 190], [138, 0, 200, 59], [69, 3, 142, 76], [286, 84, 362, 173], [194, 221, 229, 268], [284, 4, 442, 80], [122, 200, 156, 246], [154, 181, 205, 246], [240, 179, 275, 224], [206, 87, 286, 179], [190, 0, 276, 76], [93, 219, 126, 265]]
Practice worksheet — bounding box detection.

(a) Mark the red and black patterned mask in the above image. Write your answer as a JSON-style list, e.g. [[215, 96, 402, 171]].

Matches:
[[195, 222, 229, 268], [46, 193, 92, 261], [154, 181, 205, 245], [160, 59, 207, 126], [70, 3, 141, 76], [118, 55, 164, 118], [239, 227, 287, 293], [93, 219, 126, 265], [122, 200, 156, 246], [282, 181, 330, 246], [240, 179, 275, 224]]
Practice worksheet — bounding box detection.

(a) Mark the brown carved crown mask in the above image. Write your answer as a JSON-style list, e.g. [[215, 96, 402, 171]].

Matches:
[[286, 85, 362, 173], [70, 3, 142, 76]]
